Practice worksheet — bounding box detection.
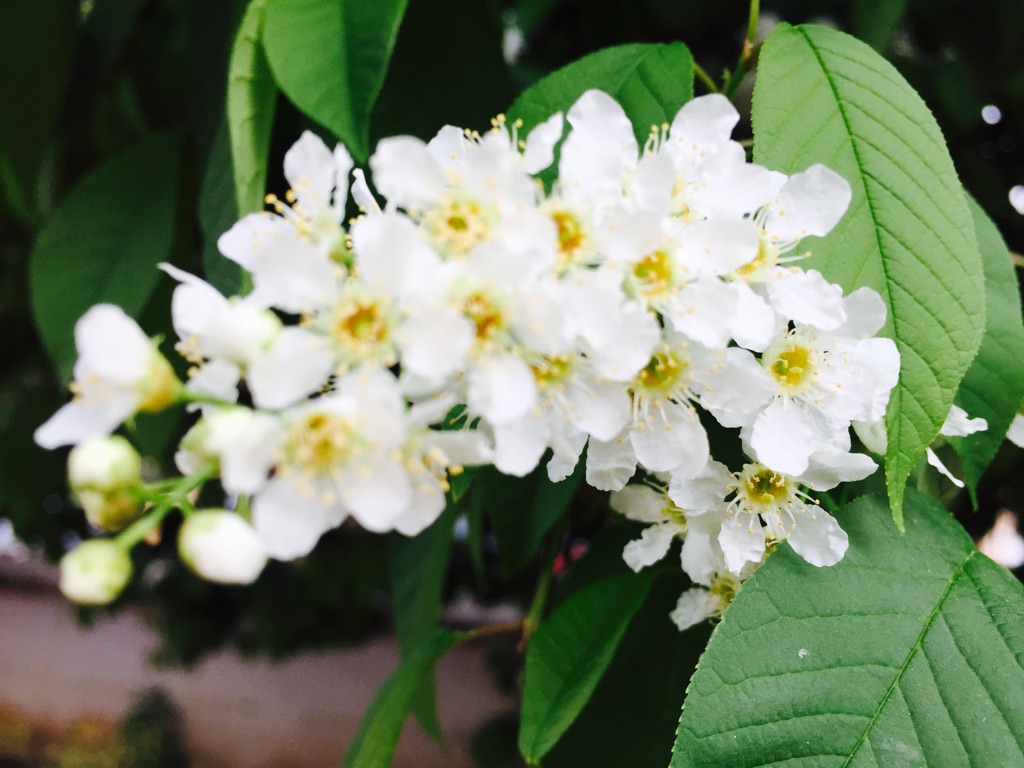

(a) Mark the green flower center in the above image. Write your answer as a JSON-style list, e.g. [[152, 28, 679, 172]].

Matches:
[[768, 344, 813, 390], [635, 350, 687, 394]]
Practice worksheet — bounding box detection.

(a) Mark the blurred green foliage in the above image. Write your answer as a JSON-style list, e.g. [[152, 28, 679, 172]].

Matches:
[[2, 0, 1022, 691]]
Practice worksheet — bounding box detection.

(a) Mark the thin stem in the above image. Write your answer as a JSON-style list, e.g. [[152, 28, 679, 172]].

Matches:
[[519, 519, 566, 651], [116, 466, 216, 549], [460, 620, 524, 642], [722, 0, 762, 100], [693, 62, 720, 94], [746, 0, 761, 46]]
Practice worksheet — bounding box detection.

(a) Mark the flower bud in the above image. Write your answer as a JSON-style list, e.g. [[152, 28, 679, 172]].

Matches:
[[59, 540, 133, 605], [137, 350, 181, 413], [69, 435, 141, 491], [68, 436, 144, 530], [178, 510, 267, 584]]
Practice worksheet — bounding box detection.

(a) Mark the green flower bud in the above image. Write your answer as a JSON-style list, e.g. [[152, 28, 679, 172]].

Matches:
[[68, 436, 144, 531], [59, 540, 133, 605]]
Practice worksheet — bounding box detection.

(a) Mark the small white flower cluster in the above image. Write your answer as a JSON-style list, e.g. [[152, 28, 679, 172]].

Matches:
[[36, 89, 900, 619]]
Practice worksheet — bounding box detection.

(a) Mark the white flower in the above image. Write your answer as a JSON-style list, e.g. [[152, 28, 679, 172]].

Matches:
[[670, 455, 875, 574], [161, 264, 334, 409], [718, 292, 899, 475], [220, 368, 413, 559], [587, 333, 711, 489], [179, 510, 268, 584], [217, 131, 350, 313], [35, 304, 179, 449]]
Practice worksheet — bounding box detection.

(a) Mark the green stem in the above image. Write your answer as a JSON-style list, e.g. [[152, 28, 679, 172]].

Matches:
[[519, 519, 566, 650], [116, 466, 215, 549], [745, 0, 760, 47], [722, 0, 761, 99], [460, 620, 524, 643], [693, 62, 720, 94]]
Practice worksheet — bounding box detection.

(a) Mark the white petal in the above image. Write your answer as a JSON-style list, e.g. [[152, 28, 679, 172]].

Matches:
[[585, 432, 637, 491], [393, 480, 448, 536], [667, 279, 738, 349], [351, 168, 381, 214], [253, 476, 339, 560], [248, 328, 334, 409], [397, 303, 473, 383], [220, 413, 283, 495], [521, 112, 564, 174], [853, 419, 888, 455], [719, 514, 766, 573], [34, 398, 135, 449], [749, 399, 839, 476], [351, 211, 444, 300], [1008, 414, 1024, 448], [837, 287, 887, 338], [692, 345, 775, 428], [668, 459, 732, 510], [676, 219, 759, 278], [467, 354, 536, 425], [75, 304, 151, 383], [765, 269, 846, 330], [631, 402, 709, 475], [731, 282, 781, 352], [765, 164, 852, 242], [680, 514, 727, 585], [369, 136, 446, 211], [622, 524, 675, 572], [493, 417, 549, 477], [669, 588, 723, 632], [217, 212, 288, 269], [800, 450, 878, 492], [668, 94, 739, 159], [160, 264, 225, 340], [185, 359, 241, 406], [786, 504, 849, 567], [338, 453, 413, 532], [566, 375, 631, 441], [926, 447, 965, 488], [284, 131, 338, 215], [609, 484, 668, 523], [940, 405, 988, 437]]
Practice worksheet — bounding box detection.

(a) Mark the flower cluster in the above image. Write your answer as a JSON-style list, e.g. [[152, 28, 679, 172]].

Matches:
[[36, 89, 901, 622]]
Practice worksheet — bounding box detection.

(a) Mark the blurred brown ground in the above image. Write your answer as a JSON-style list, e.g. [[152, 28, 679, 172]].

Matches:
[[0, 574, 513, 767]]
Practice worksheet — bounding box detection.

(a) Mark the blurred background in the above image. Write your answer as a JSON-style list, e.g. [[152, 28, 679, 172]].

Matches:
[[2, 0, 1023, 765]]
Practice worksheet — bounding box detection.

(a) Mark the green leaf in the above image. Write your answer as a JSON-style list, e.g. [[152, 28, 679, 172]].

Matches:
[[226, 0, 277, 217], [387, 504, 458, 741], [0, 0, 78, 225], [199, 121, 243, 295], [752, 24, 985, 528], [343, 628, 460, 768], [672, 489, 1024, 767], [29, 134, 183, 379], [518, 572, 653, 763], [262, 0, 410, 162], [545, 524, 711, 768], [480, 460, 583, 577], [508, 42, 694, 143], [951, 197, 1024, 497]]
